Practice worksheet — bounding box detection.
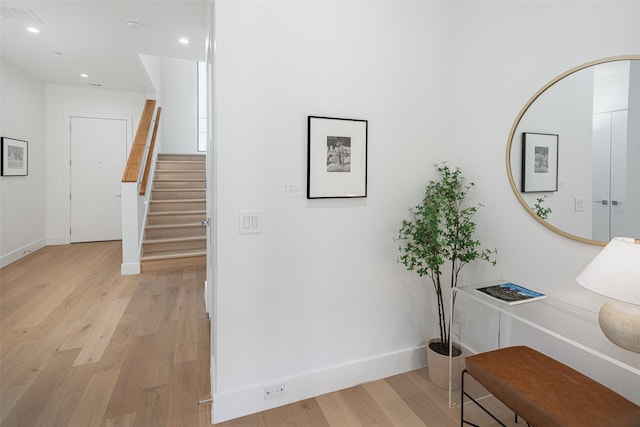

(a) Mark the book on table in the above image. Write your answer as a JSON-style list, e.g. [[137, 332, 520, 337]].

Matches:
[[475, 282, 546, 305]]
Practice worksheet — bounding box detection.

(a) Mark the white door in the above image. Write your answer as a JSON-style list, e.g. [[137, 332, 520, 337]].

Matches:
[[592, 111, 629, 241], [70, 116, 127, 243]]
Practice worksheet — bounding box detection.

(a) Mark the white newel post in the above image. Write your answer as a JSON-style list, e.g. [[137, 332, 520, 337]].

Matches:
[[121, 181, 141, 275]]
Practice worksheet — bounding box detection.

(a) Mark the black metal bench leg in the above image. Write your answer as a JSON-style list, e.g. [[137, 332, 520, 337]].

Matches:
[[461, 369, 506, 427]]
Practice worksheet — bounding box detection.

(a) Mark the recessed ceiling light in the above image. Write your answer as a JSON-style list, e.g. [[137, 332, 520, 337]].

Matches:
[[80, 74, 89, 78], [26, 26, 40, 34], [178, 37, 190, 45]]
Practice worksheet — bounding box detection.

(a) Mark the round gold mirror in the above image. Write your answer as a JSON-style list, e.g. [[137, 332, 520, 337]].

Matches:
[[506, 55, 640, 246]]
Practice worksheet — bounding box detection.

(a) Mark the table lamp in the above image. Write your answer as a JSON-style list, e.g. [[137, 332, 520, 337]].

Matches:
[[576, 237, 640, 353]]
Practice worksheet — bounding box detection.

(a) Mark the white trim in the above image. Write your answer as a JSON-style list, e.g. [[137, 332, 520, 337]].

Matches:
[[0, 239, 46, 268], [212, 345, 428, 423], [46, 235, 68, 246], [121, 262, 140, 275], [63, 112, 133, 244]]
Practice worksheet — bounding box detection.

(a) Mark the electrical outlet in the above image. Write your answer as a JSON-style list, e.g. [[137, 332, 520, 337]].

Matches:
[[264, 384, 285, 400]]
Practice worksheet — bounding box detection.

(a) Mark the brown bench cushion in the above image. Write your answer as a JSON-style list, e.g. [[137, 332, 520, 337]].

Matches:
[[465, 346, 640, 427]]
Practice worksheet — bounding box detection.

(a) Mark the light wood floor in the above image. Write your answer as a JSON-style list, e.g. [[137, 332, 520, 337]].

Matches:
[[1, 242, 518, 427], [1, 242, 211, 426]]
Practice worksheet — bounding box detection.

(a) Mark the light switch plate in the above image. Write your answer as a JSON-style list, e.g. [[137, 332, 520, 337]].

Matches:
[[239, 211, 262, 234]]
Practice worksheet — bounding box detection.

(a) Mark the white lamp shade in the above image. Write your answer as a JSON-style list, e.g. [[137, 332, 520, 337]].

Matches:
[[576, 237, 640, 305]]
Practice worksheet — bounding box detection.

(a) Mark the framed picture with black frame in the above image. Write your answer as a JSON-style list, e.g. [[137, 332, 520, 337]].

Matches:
[[521, 132, 558, 193], [1, 137, 28, 176], [307, 116, 368, 199]]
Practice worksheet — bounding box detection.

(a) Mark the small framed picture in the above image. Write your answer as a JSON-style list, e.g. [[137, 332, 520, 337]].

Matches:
[[521, 132, 558, 193], [307, 116, 368, 199], [1, 137, 28, 176]]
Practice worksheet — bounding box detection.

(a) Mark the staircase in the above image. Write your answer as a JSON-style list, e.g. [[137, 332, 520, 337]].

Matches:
[[141, 153, 206, 270]]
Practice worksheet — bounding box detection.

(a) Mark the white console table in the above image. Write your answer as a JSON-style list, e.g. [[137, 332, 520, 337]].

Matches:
[[449, 280, 640, 407]]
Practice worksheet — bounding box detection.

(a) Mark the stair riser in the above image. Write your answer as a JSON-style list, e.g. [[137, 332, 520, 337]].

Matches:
[[156, 161, 206, 171], [155, 171, 205, 180], [152, 180, 205, 190], [145, 226, 205, 240], [158, 154, 205, 162], [149, 201, 205, 212], [151, 190, 206, 200], [143, 240, 206, 255], [147, 213, 206, 226]]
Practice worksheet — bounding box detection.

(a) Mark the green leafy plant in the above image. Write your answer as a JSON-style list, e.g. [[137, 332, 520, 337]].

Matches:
[[397, 163, 497, 356], [533, 195, 552, 220]]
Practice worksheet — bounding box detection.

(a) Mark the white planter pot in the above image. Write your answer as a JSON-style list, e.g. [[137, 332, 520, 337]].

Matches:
[[426, 338, 463, 390]]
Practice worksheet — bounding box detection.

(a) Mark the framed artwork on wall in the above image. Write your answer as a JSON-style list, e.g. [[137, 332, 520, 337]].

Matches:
[[521, 132, 558, 193], [307, 116, 368, 199], [1, 137, 28, 176]]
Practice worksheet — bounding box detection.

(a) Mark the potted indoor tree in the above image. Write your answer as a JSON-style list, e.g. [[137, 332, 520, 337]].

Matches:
[[397, 163, 496, 389]]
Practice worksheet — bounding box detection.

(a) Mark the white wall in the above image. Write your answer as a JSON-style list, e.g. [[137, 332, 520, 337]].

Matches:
[[159, 57, 198, 153], [45, 84, 146, 244], [0, 59, 46, 267], [212, 1, 454, 422], [212, 0, 640, 422]]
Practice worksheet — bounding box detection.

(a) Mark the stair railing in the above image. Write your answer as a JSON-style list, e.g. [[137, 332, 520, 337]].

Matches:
[[139, 107, 162, 196], [120, 99, 161, 275]]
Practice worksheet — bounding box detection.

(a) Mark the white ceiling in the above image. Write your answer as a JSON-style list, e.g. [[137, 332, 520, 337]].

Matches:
[[0, 1, 208, 92]]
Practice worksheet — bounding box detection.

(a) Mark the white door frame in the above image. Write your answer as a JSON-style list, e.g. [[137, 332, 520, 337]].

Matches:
[[63, 113, 133, 244]]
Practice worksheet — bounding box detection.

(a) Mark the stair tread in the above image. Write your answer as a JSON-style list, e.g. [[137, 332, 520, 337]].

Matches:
[[141, 250, 206, 261], [148, 210, 206, 216], [152, 188, 205, 191], [154, 178, 205, 181], [150, 199, 206, 203], [143, 236, 206, 244], [146, 222, 204, 229]]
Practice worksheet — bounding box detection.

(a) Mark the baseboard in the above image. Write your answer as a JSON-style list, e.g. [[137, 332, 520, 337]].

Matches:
[[0, 239, 46, 268], [46, 235, 68, 245], [212, 344, 428, 423], [121, 262, 141, 275]]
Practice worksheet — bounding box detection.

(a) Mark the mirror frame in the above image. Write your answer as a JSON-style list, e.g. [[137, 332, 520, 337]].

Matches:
[[506, 54, 640, 247]]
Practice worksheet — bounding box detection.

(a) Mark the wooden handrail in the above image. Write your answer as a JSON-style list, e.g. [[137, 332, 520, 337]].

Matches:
[[122, 99, 156, 183], [139, 107, 162, 196]]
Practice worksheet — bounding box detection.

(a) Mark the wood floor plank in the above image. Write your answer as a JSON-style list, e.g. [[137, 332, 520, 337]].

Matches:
[[363, 379, 427, 427], [33, 362, 95, 427], [260, 398, 331, 427], [174, 310, 199, 363], [103, 413, 136, 427], [167, 360, 199, 426], [211, 411, 266, 427], [141, 319, 179, 389], [3, 272, 83, 330], [73, 297, 130, 366], [133, 384, 170, 427], [66, 368, 120, 426], [315, 391, 364, 426], [336, 386, 396, 427], [387, 369, 457, 426], [102, 334, 154, 420], [1, 348, 80, 427], [0, 384, 30, 424]]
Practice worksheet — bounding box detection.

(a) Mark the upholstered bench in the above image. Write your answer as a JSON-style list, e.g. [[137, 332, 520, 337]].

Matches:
[[461, 346, 640, 427]]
